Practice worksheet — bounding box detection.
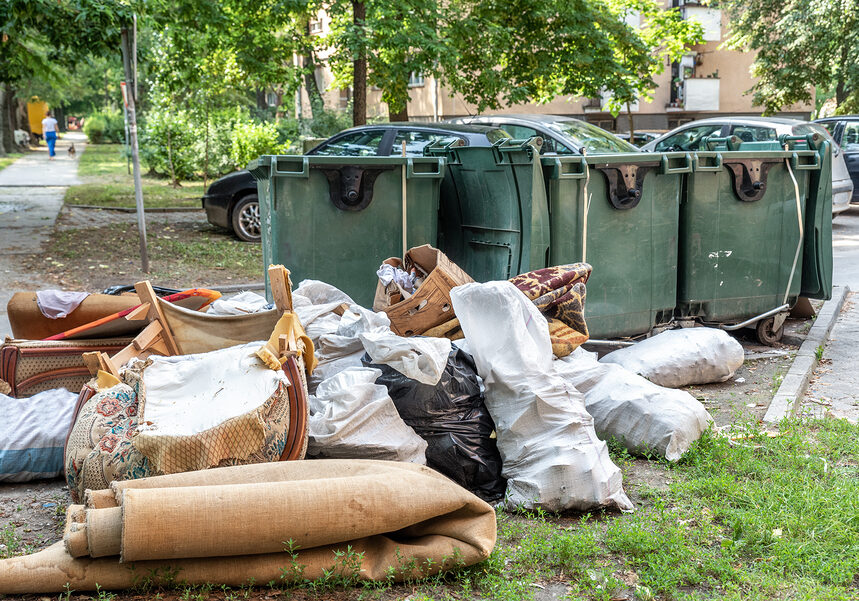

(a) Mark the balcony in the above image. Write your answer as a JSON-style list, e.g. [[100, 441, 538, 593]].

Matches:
[[668, 78, 719, 112]]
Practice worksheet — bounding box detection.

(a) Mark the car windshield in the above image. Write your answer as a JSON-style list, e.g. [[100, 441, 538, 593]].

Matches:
[[545, 120, 638, 154]]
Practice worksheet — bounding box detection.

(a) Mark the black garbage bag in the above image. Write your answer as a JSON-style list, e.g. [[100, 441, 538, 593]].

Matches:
[[363, 346, 506, 501]]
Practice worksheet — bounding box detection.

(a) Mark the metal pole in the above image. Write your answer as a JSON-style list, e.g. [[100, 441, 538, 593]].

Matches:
[[121, 25, 149, 273]]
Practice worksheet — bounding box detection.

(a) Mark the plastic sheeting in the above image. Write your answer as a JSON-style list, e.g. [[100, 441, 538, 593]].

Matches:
[[557, 348, 713, 461], [360, 331, 451, 385], [308, 367, 427, 463], [364, 346, 506, 501], [600, 328, 744, 388], [451, 281, 633, 512], [0, 460, 496, 593]]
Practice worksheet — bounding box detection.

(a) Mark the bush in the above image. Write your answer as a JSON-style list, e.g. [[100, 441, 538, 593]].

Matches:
[[308, 109, 353, 138], [140, 110, 197, 182], [199, 108, 248, 177], [229, 121, 286, 169], [83, 109, 125, 144]]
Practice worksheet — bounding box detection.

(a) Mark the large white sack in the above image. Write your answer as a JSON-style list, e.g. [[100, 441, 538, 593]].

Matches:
[[557, 349, 713, 462], [293, 279, 357, 340], [0, 389, 79, 482], [600, 328, 744, 388], [451, 281, 632, 513], [307, 367, 427, 463], [360, 331, 451, 385]]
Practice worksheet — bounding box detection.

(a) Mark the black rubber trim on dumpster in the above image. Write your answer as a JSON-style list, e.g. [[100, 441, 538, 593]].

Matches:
[[592, 161, 660, 210], [311, 164, 395, 211], [723, 158, 783, 203]]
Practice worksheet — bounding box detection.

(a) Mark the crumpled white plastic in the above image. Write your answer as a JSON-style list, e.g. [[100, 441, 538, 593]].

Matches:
[[451, 281, 633, 513], [600, 327, 744, 388], [556, 348, 713, 462], [377, 263, 417, 293], [207, 291, 271, 316], [307, 367, 427, 463], [359, 331, 451, 386]]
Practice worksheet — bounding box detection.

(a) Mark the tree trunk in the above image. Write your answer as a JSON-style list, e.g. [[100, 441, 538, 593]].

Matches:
[[0, 85, 8, 156], [165, 128, 180, 188], [256, 90, 267, 111], [626, 102, 634, 145], [389, 105, 409, 121], [302, 52, 326, 119], [352, 0, 367, 127]]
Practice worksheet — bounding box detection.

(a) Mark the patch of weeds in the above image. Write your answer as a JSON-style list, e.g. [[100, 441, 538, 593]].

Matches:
[[815, 344, 825, 360]]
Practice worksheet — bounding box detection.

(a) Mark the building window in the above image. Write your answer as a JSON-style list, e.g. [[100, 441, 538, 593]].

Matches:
[[309, 20, 323, 33], [266, 92, 279, 107], [408, 72, 425, 87]]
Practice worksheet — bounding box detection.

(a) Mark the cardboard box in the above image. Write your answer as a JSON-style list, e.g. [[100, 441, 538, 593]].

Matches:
[[373, 245, 473, 337]]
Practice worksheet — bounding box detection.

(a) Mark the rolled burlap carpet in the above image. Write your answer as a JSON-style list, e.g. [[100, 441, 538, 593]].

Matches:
[[0, 460, 497, 594]]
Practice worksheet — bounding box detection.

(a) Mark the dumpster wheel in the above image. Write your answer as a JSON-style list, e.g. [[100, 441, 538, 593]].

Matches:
[[756, 316, 785, 346]]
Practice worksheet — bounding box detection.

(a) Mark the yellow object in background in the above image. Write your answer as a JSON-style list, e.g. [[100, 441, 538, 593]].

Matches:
[[27, 98, 49, 135]]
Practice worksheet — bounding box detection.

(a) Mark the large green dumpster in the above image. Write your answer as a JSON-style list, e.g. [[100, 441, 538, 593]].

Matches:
[[677, 143, 823, 342], [427, 138, 550, 282], [248, 154, 446, 307], [542, 152, 692, 339]]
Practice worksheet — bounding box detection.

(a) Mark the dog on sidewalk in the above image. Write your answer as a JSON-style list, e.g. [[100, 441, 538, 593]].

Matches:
[[68, 143, 76, 158]]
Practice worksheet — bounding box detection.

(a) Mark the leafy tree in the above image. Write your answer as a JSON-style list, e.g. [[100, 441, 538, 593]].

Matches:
[[601, 0, 704, 136], [0, 0, 133, 154], [723, 0, 859, 114]]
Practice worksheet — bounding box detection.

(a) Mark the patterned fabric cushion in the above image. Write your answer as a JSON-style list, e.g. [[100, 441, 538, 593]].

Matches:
[[64, 370, 151, 503], [509, 263, 592, 357]]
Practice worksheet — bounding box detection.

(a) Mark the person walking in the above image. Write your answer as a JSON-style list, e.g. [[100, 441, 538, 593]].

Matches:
[[41, 111, 59, 160]]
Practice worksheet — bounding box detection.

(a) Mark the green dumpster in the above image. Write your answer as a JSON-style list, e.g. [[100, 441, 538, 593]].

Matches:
[[677, 142, 823, 343], [794, 136, 834, 301], [542, 152, 692, 339], [427, 138, 550, 282], [248, 154, 446, 307]]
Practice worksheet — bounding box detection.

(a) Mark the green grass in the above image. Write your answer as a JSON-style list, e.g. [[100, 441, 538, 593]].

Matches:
[[66, 144, 204, 209], [0, 152, 23, 172]]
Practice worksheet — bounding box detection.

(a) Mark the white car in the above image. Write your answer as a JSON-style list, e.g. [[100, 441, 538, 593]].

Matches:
[[640, 117, 853, 215]]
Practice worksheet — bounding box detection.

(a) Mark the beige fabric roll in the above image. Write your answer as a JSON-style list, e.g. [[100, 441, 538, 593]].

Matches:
[[84, 488, 118, 509], [0, 528, 491, 594], [4, 460, 496, 594], [118, 469, 486, 561], [62, 505, 88, 558], [86, 507, 122, 558]]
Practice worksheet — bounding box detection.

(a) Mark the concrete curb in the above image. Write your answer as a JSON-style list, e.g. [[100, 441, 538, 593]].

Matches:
[[65, 204, 202, 213], [763, 285, 850, 423]]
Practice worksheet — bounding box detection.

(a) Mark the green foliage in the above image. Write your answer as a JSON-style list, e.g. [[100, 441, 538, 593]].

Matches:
[[230, 120, 286, 168], [724, 0, 859, 113], [83, 109, 125, 144], [140, 109, 198, 182], [601, 0, 704, 115], [307, 109, 353, 138]]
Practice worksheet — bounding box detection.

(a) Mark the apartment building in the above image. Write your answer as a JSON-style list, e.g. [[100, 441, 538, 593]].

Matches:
[[298, 1, 813, 132]]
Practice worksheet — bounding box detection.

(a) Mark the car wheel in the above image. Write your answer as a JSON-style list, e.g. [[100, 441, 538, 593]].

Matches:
[[231, 194, 261, 243]]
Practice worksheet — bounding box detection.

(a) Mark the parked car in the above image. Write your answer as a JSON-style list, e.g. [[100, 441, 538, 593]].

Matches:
[[202, 123, 511, 242], [814, 115, 859, 204], [615, 130, 666, 148], [445, 114, 639, 154], [640, 117, 853, 215]]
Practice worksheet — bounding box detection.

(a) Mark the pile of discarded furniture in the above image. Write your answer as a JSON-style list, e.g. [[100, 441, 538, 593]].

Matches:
[[0, 131, 833, 594]]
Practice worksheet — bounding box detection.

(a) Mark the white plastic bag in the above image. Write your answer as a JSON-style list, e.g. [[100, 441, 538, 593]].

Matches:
[[360, 331, 451, 385], [308, 367, 427, 463], [600, 328, 744, 388], [0, 388, 79, 482], [557, 348, 713, 461], [451, 281, 632, 513], [207, 291, 270, 316]]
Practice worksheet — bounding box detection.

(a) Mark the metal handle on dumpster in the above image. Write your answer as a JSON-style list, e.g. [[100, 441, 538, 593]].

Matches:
[[660, 153, 693, 174], [406, 158, 445, 178], [495, 137, 543, 152], [273, 156, 310, 178], [593, 162, 660, 210], [693, 152, 723, 172], [552, 157, 587, 179], [779, 132, 822, 150], [701, 135, 742, 151], [789, 151, 821, 171]]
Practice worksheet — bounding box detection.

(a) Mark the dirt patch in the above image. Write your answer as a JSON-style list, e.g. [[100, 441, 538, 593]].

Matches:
[[0, 479, 68, 558], [26, 217, 264, 291]]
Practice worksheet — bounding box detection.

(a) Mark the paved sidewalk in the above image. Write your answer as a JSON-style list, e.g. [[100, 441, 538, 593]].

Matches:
[[801, 293, 859, 422], [0, 132, 87, 338]]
